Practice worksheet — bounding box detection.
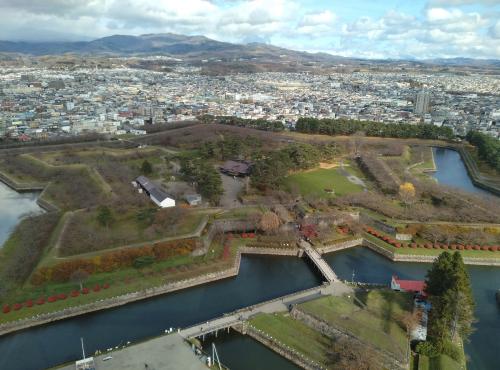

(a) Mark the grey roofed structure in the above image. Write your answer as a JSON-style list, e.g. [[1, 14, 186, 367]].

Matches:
[[135, 175, 156, 193], [185, 194, 202, 206], [219, 160, 252, 177], [149, 187, 170, 203], [135, 175, 175, 208]]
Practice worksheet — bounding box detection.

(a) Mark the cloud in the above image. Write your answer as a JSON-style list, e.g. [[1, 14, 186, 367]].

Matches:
[[0, 0, 498, 59], [428, 0, 499, 6]]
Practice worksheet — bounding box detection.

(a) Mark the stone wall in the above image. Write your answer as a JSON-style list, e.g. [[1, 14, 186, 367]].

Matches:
[[362, 239, 396, 259], [0, 254, 242, 337], [202, 219, 256, 249], [240, 246, 299, 256], [243, 324, 325, 370], [315, 238, 363, 254], [291, 307, 408, 370]]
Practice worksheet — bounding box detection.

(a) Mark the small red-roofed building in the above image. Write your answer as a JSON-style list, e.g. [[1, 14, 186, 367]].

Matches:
[[391, 275, 426, 296]]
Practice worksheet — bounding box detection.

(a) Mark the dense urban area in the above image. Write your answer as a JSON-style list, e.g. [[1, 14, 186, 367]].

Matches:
[[0, 58, 499, 141], [0, 50, 499, 370]]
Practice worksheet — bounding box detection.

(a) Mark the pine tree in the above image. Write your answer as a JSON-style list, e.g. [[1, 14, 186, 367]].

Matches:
[[425, 251, 454, 296], [448, 252, 475, 340], [141, 160, 153, 175], [425, 251, 475, 349]]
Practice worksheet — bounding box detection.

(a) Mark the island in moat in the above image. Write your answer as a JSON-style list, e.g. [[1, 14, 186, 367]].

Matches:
[[0, 120, 499, 370]]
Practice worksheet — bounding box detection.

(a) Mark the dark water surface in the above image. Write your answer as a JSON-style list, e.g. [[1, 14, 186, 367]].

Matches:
[[324, 247, 500, 370], [0, 255, 320, 370], [1, 146, 499, 370], [201, 331, 301, 370], [432, 147, 493, 197], [0, 182, 43, 247]]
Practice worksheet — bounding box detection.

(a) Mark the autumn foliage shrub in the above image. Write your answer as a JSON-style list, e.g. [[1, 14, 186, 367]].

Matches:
[[71, 290, 80, 297], [81, 288, 90, 294], [47, 296, 58, 303], [25, 300, 33, 308], [36, 297, 45, 305], [2, 305, 10, 314], [13, 303, 22, 311], [31, 238, 198, 285]]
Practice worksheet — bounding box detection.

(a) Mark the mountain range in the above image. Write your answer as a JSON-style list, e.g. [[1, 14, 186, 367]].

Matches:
[[0, 33, 498, 68]]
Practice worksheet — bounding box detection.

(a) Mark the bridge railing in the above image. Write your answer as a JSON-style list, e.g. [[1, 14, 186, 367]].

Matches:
[[179, 283, 327, 337]]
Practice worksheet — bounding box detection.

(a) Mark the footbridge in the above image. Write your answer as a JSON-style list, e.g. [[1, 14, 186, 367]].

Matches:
[[179, 281, 351, 339], [299, 240, 338, 282]]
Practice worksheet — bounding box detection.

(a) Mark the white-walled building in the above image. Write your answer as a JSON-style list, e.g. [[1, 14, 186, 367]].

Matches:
[[133, 176, 175, 208]]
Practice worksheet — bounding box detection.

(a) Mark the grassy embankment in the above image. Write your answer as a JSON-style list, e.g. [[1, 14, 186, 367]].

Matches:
[[0, 236, 244, 324], [364, 233, 500, 259], [250, 290, 412, 368], [0, 146, 253, 324], [416, 353, 463, 370]]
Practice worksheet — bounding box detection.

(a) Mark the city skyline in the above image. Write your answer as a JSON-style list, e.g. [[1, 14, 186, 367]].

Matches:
[[0, 0, 499, 60]]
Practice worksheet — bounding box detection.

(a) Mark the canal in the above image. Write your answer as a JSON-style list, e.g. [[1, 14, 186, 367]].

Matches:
[[432, 147, 493, 196], [0, 255, 321, 370], [324, 247, 500, 370], [1, 146, 499, 370], [0, 181, 43, 247]]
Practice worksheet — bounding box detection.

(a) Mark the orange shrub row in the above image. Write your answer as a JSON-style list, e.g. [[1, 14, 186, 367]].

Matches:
[[31, 239, 198, 285]]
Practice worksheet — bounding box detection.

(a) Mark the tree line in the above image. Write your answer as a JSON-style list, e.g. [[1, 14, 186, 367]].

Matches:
[[180, 156, 224, 204], [466, 131, 500, 171], [199, 115, 285, 132], [251, 142, 339, 190], [295, 118, 454, 140]]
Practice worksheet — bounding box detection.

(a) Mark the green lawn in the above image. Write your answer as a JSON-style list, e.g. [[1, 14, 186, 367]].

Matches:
[[250, 313, 331, 366], [429, 354, 462, 370], [418, 355, 430, 370], [298, 290, 411, 362], [284, 167, 363, 198]]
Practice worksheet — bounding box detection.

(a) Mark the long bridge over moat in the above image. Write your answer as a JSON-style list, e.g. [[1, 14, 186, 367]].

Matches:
[[179, 241, 346, 339]]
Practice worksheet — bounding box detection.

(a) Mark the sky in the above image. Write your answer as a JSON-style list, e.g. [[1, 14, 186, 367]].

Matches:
[[0, 0, 499, 60]]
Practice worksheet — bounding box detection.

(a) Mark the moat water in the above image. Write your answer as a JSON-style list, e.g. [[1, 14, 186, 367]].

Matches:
[[0, 255, 321, 370], [0, 182, 43, 247], [432, 147, 494, 196], [1, 147, 499, 370]]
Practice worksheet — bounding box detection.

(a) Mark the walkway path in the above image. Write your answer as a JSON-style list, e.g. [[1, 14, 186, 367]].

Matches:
[[299, 240, 338, 282], [179, 281, 352, 339]]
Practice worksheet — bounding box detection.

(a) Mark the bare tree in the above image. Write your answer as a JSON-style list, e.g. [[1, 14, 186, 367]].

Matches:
[[350, 131, 366, 157], [258, 211, 281, 234], [70, 269, 89, 290], [327, 336, 378, 370]]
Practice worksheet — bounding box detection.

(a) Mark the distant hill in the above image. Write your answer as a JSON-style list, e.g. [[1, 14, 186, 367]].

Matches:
[[0, 33, 498, 68]]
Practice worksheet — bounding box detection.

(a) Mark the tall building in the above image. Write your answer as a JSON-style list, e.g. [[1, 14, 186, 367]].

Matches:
[[414, 91, 430, 115]]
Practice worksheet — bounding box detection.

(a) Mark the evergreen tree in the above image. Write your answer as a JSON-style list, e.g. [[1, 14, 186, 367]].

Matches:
[[425, 252, 475, 350], [96, 206, 114, 228], [448, 252, 475, 339], [141, 160, 153, 175]]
